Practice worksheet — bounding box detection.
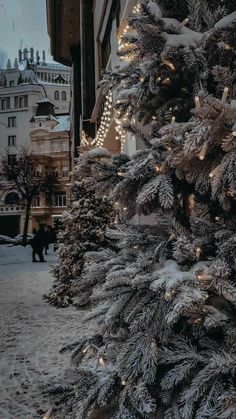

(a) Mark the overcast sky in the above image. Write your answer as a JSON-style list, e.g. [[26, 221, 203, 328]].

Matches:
[[0, 0, 53, 68]]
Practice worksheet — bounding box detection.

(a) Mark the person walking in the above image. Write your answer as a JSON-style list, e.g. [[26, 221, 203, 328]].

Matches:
[[44, 225, 50, 255], [30, 224, 47, 263]]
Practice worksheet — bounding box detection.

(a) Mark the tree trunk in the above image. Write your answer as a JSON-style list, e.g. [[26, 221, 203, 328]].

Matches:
[[22, 199, 31, 246]]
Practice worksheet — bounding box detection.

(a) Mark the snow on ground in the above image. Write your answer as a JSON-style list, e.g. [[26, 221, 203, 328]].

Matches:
[[0, 244, 94, 419]]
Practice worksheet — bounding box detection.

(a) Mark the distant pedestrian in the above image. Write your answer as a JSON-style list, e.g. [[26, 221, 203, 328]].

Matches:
[[30, 224, 46, 263], [44, 225, 50, 255]]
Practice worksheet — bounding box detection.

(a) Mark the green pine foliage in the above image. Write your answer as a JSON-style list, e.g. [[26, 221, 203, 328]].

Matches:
[[45, 150, 114, 307], [44, 1, 236, 417]]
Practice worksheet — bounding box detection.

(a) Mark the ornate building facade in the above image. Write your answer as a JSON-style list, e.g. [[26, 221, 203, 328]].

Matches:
[[0, 49, 71, 236]]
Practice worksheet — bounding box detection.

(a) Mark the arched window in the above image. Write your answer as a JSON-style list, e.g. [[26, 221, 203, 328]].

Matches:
[[5, 192, 19, 205], [62, 91, 67, 101], [54, 90, 59, 100]]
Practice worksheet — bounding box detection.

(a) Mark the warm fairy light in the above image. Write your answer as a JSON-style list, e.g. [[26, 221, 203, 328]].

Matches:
[[198, 144, 207, 160], [209, 165, 220, 178], [195, 247, 202, 259], [215, 216, 220, 221], [83, 345, 90, 354], [197, 274, 211, 281], [95, 90, 113, 147], [164, 291, 173, 301], [179, 17, 189, 28], [122, 380, 126, 385], [162, 59, 175, 71], [171, 116, 176, 123], [224, 43, 232, 50], [99, 1, 140, 150], [43, 411, 52, 419], [232, 131, 236, 137], [194, 96, 201, 109], [123, 207, 127, 210], [140, 76, 144, 82], [162, 77, 171, 85], [155, 165, 162, 173], [189, 194, 195, 210], [222, 87, 229, 102], [99, 357, 106, 367]]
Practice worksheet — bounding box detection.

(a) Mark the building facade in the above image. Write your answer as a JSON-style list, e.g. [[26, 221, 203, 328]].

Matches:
[[46, 0, 139, 157], [30, 99, 71, 231], [0, 50, 71, 236]]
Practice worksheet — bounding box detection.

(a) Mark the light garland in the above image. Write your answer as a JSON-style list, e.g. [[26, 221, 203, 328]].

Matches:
[[222, 86, 229, 102], [96, 2, 140, 152], [195, 247, 202, 260], [95, 90, 113, 148]]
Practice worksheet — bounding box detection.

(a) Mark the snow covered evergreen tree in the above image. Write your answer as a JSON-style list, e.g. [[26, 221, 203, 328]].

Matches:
[[45, 1, 236, 417], [45, 148, 114, 307]]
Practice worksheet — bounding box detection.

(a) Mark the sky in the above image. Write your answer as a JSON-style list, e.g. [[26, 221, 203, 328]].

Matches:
[[0, 0, 53, 68]]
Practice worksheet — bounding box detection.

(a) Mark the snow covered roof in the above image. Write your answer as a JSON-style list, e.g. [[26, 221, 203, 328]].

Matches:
[[19, 69, 38, 85], [52, 115, 70, 132], [37, 97, 55, 105]]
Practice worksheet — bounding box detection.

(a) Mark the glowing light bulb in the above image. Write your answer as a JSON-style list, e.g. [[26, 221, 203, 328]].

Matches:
[[222, 87, 229, 102], [195, 247, 202, 259], [194, 96, 201, 110]]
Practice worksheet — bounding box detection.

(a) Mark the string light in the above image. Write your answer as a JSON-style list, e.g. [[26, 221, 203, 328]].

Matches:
[[198, 144, 207, 160], [179, 17, 189, 28], [95, 90, 113, 148], [171, 116, 176, 123], [122, 380, 126, 385], [97, 2, 140, 151], [195, 247, 202, 260], [43, 410, 53, 419], [155, 164, 162, 173], [197, 274, 211, 281], [164, 291, 174, 301], [194, 96, 201, 109], [188, 194, 195, 210], [162, 77, 171, 86], [209, 165, 220, 178], [99, 357, 106, 367], [162, 59, 175, 71], [222, 87, 229, 102]]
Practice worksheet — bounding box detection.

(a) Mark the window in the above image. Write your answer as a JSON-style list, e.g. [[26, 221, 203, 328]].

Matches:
[[38, 142, 45, 153], [7, 154, 17, 165], [8, 136, 16, 146], [15, 96, 28, 108], [5, 192, 19, 205], [1, 97, 10, 110], [33, 195, 41, 207], [62, 91, 67, 100], [61, 140, 69, 151], [52, 166, 58, 178], [54, 90, 59, 100], [62, 166, 68, 177], [10, 80, 15, 86], [8, 117, 16, 127], [54, 192, 67, 207], [19, 97, 24, 108], [52, 141, 61, 152]]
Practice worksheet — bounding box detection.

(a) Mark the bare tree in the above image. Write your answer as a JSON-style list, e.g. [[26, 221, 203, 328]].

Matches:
[[1, 149, 56, 246]]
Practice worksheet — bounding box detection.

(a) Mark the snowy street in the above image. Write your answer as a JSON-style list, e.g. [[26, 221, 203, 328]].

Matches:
[[0, 245, 91, 418]]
